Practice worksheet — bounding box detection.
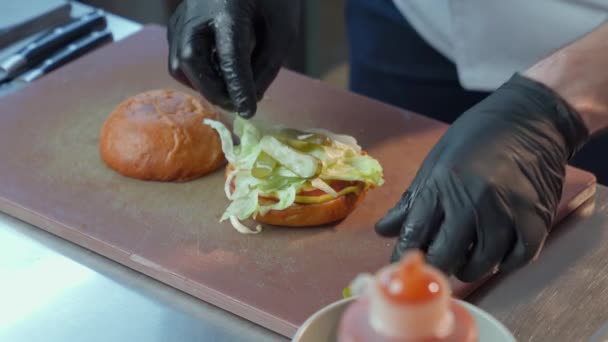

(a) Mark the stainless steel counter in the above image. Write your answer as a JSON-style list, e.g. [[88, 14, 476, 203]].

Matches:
[[0, 212, 285, 342]]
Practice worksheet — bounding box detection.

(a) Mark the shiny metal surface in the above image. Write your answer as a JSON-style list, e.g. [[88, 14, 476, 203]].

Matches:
[[470, 187, 608, 342], [0, 213, 286, 342], [0, 54, 26, 79], [0, 78, 27, 97], [70, 3, 136, 41], [15, 68, 42, 83]]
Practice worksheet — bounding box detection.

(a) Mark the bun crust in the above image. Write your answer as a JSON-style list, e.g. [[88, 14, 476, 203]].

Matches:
[[256, 191, 366, 227], [100, 89, 225, 181], [225, 164, 366, 227]]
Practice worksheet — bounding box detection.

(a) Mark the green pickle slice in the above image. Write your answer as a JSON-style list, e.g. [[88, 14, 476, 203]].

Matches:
[[273, 128, 331, 151], [251, 152, 277, 179]]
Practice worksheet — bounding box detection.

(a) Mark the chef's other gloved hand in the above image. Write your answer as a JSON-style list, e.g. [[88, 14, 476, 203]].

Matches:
[[167, 0, 301, 118], [375, 74, 589, 282]]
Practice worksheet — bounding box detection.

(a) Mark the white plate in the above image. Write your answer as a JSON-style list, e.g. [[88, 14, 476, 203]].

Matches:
[[293, 297, 516, 342]]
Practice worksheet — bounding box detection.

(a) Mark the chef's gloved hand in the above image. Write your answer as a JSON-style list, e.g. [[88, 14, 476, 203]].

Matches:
[[375, 74, 589, 282], [167, 0, 301, 118]]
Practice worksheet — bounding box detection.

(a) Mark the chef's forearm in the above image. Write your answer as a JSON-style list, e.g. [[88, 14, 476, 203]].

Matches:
[[524, 21, 608, 136]]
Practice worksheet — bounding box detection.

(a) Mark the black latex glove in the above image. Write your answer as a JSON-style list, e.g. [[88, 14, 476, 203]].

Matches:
[[376, 74, 589, 282], [167, 0, 301, 118]]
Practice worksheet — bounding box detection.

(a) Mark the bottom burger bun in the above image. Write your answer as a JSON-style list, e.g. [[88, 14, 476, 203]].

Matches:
[[256, 190, 367, 227], [225, 164, 367, 227]]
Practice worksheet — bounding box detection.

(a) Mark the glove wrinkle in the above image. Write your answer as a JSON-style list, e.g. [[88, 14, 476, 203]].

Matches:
[[391, 187, 442, 262], [378, 73, 589, 281], [166, 0, 301, 117]]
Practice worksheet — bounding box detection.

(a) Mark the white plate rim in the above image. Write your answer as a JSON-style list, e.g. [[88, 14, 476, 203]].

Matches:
[[293, 297, 516, 342]]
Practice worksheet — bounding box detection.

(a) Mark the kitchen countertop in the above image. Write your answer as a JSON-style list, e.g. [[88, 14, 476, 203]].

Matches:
[[2, 3, 608, 342]]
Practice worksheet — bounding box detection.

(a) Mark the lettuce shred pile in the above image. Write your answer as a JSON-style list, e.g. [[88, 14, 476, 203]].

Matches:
[[204, 117, 384, 234]]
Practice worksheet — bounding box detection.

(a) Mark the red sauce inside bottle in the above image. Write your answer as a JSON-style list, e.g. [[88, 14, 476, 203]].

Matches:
[[380, 252, 442, 304], [337, 251, 478, 342]]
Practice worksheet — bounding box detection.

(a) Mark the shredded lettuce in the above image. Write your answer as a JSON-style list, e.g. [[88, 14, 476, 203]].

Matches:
[[276, 166, 300, 178], [257, 174, 305, 194], [203, 119, 235, 164], [259, 136, 319, 178], [220, 188, 259, 222], [311, 178, 338, 198], [322, 155, 384, 186], [259, 186, 297, 216], [232, 171, 261, 198], [204, 117, 384, 233], [305, 128, 362, 153], [233, 117, 262, 169], [230, 216, 262, 234]]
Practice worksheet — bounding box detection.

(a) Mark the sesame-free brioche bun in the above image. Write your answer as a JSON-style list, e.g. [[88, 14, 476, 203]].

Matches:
[[256, 192, 366, 227], [100, 89, 225, 181], [225, 164, 367, 227]]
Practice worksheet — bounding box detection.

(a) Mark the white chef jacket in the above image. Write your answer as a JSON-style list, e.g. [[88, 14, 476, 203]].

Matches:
[[392, 0, 608, 91]]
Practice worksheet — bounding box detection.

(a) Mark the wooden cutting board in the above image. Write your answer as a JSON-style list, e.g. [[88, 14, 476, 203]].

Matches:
[[0, 26, 596, 338]]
